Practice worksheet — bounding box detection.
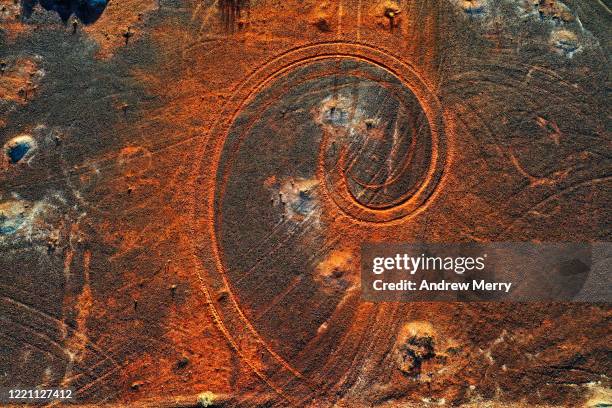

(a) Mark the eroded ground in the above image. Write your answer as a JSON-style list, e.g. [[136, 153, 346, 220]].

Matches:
[[0, 0, 610, 407]]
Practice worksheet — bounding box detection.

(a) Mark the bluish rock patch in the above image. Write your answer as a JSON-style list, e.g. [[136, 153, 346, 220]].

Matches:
[[7, 141, 31, 164], [21, 0, 108, 24]]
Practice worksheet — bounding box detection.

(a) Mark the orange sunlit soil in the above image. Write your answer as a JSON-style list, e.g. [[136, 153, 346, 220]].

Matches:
[[0, 0, 610, 407]]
